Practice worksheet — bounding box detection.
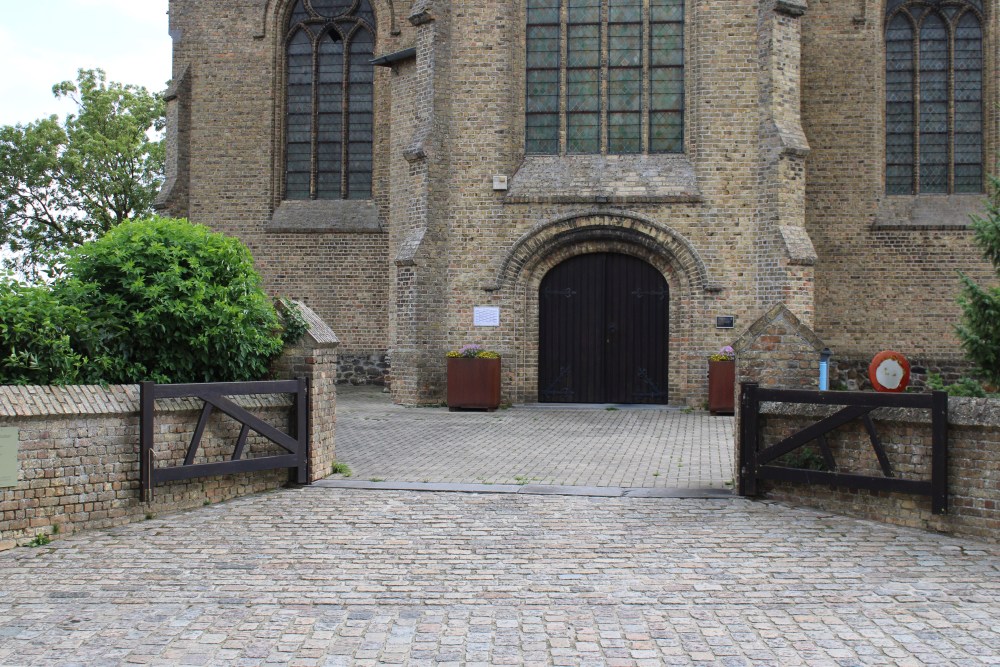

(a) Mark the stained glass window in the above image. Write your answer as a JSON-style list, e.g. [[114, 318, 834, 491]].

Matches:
[[525, 0, 684, 155], [285, 0, 375, 200], [885, 1, 983, 195]]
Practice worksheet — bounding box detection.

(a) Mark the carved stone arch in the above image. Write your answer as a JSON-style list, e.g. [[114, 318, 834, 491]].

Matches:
[[258, 0, 398, 39], [487, 211, 721, 294]]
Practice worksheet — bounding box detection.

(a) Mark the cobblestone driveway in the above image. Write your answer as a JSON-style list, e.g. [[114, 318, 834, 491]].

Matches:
[[1, 487, 998, 665], [334, 387, 735, 489]]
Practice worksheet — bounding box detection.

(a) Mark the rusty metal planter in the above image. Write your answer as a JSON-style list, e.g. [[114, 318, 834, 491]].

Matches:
[[708, 360, 735, 415], [447, 357, 501, 411]]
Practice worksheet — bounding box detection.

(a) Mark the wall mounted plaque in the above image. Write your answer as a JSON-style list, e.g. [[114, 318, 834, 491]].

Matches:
[[473, 306, 500, 327], [0, 428, 18, 488]]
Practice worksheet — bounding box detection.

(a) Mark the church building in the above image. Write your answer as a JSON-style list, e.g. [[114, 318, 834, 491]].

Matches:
[[156, 0, 998, 405]]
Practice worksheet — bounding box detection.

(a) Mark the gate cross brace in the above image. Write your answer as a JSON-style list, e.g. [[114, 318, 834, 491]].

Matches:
[[757, 404, 876, 464]]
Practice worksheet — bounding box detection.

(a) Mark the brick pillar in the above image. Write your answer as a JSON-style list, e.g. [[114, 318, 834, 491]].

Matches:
[[732, 303, 826, 486], [273, 301, 339, 482], [387, 1, 451, 405], [753, 0, 817, 326]]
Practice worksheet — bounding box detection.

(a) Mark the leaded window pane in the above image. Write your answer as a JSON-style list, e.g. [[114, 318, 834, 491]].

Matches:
[[954, 12, 983, 193], [527, 0, 560, 25], [289, 0, 309, 25], [286, 29, 314, 200], [356, 0, 376, 26], [609, 0, 641, 24], [285, 1, 376, 200], [650, 22, 683, 66], [526, 115, 559, 154], [567, 113, 600, 153], [609, 112, 641, 153], [885, 14, 914, 194], [347, 28, 374, 199], [524, 0, 683, 155], [567, 69, 600, 113], [315, 34, 344, 200], [567, 24, 601, 68], [608, 23, 641, 68], [609, 68, 641, 112], [650, 111, 683, 153], [527, 26, 560, 68], [526, 3, 560, 155], [650, 0, 683, 23], [568, 0, 600, 24], [884, 1, 983, 194], [919, 14, 948, 194]]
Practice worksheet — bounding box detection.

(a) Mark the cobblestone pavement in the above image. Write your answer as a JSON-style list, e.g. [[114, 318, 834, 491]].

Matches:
[[1, 487, 999, 666], [335, 387, 735, 489]]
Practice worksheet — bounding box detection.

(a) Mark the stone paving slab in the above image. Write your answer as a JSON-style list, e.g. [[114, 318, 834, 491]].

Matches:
[[314, 480, 734, 499], [335, 386, 735, 489], [1, 487, 998, 665]]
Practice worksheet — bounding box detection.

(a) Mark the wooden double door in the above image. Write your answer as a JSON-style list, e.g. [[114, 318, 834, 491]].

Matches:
[[539, 253, 669, 404]]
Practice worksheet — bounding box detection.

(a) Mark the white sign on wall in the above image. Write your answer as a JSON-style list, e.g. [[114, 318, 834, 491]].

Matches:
[[473, 306, 500, 327], [0, 428, 18, 488]]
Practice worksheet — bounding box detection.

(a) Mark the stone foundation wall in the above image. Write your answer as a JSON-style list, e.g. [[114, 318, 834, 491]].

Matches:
[[831, 356, 977, 392], [337, 350, 390, 386], [756, 398, 1000, 543]]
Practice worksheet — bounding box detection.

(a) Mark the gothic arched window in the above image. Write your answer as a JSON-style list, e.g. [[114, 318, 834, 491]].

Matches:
[[525, 0, 684, 155], [885, 0, 984, 194], [285, 0, 376, 200]]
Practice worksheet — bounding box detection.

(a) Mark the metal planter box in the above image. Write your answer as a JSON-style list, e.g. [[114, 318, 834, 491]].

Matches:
[[446, 357, 501, 411], [708, 360, 735, 415]]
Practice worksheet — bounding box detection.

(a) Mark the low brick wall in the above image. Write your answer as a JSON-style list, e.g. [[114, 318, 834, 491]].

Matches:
[[756, 397, 1000, 543], [0, 386, 295, 550], [1, 301, 340, 551]]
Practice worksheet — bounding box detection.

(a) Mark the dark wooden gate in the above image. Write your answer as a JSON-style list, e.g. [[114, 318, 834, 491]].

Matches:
[[139, 380, 309, 502], [539, 253, 669, 404], [739, 384, 949, 514]]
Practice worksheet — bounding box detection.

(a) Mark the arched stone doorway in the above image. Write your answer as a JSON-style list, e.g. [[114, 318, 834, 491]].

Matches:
[[539, 253, 669, 404]]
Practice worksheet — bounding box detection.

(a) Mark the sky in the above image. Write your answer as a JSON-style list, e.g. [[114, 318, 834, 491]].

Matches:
[[0, 0, 171, 127]]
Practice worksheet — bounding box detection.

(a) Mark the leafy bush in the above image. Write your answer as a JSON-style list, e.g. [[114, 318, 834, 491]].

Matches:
[[925, 372, 988, 398], [60, 217, 290, 383], [0, 279, 91, 385]]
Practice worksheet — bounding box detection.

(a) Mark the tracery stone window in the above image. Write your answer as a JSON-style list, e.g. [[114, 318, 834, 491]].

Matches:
[[885, 0, 983, 195], [525, 0, 684, 155], [285, 0, 376, 200]]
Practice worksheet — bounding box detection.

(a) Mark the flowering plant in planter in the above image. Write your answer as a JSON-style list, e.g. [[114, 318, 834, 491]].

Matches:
[[708, 345, 736, 362], [447, 343, 500, 359]]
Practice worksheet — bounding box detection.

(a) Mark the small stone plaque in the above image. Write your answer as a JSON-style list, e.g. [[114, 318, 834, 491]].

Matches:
[[0, 428, 18, 488], [473, 306, 500, 327]]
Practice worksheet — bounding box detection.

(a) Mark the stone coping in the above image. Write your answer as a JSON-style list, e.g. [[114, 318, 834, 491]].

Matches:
[[0, 384, 294, 418]]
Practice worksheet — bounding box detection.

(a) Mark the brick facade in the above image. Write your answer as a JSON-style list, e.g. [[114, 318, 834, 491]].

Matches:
[[159, 0, 999, 406]]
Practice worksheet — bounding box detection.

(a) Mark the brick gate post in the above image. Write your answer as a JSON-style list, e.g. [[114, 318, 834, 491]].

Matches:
[[273, 301, 340, 482]]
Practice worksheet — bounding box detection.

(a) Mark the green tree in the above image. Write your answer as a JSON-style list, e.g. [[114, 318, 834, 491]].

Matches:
[[957, 174, 1000, 385], [0, 69, 165, 280]]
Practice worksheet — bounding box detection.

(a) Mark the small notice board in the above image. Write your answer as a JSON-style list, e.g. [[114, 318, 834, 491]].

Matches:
[[0, 428, 18, 488], [473, 306, 500, 327]]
